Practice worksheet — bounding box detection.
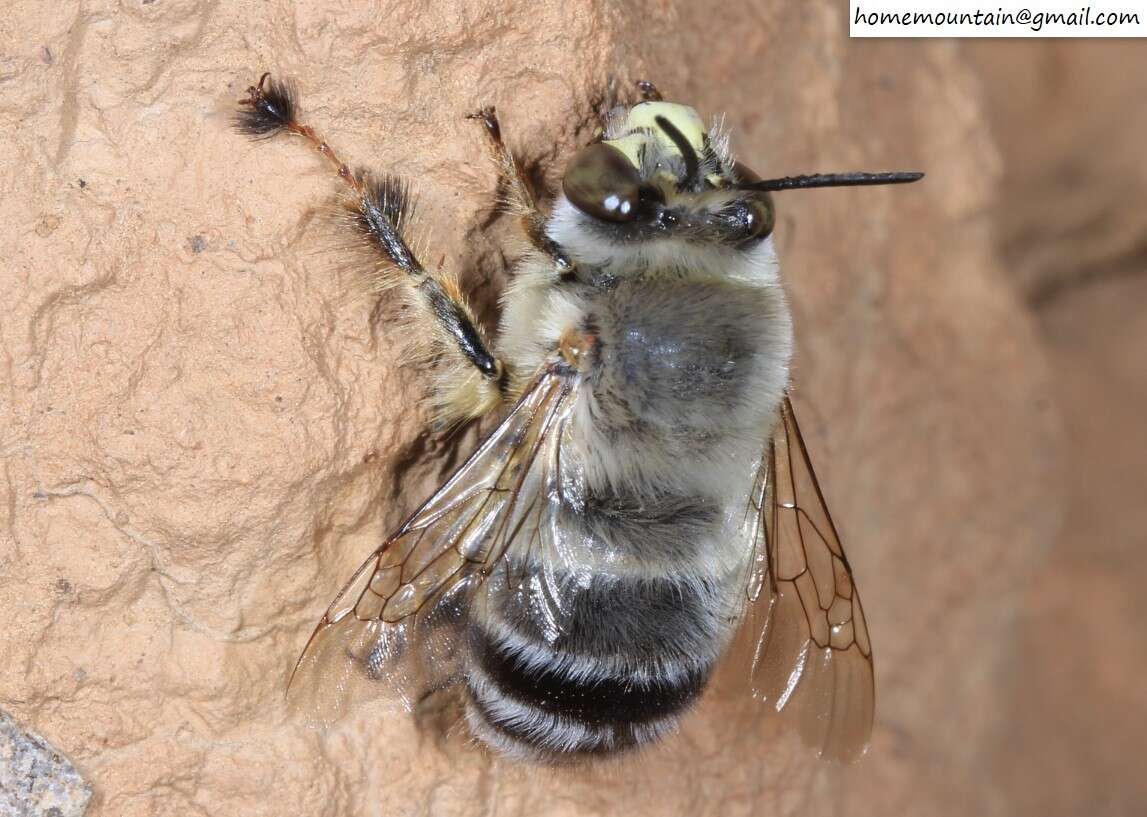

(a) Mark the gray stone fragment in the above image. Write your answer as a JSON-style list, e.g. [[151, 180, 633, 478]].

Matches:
[[0, 710, 91, 817]]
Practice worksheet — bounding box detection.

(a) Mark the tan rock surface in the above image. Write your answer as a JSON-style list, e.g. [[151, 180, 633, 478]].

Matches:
[[966, 40, 1147, 301], [0, 3, 1075, 816], [967, 41, 1147, 817]]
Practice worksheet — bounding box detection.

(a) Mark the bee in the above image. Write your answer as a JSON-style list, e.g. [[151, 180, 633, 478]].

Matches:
[[234, 73, 921, 764]]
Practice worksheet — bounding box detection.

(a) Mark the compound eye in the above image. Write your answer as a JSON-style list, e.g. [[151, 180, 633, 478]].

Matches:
[[563, 143, 656, 222], [727, 161, 773, 238], [744, 193, 776, 239]]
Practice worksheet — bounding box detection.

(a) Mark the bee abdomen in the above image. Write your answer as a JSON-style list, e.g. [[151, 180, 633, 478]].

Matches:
[[464, 571, 735, 761], [464, 624, 710, 760]]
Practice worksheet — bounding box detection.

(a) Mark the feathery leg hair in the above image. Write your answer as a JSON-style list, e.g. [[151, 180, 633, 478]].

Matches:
[[236, 73, 509, 424], [466, 106, 574, 278]]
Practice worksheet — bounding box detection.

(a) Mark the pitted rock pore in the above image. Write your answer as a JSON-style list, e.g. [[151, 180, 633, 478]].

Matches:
[[1, 709, 92, 817]]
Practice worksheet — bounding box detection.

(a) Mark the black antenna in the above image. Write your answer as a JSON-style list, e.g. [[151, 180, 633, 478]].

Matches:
[[740, 171, 924, 192], [654, 115, 701, 191]]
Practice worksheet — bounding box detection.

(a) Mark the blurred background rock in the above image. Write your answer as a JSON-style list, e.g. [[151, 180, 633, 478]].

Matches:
[[966, 40, 1147, 817]]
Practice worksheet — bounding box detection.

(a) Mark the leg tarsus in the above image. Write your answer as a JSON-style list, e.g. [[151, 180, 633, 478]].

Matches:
[[636, 79, 664, 102], [466, 105, 502, 144], [468, 106, 575, 278]]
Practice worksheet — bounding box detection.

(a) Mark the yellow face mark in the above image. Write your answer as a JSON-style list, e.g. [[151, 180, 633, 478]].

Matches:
[[600, 133, 647, 172], [603, 102, 724, 187], [620, 102, 706, 157]]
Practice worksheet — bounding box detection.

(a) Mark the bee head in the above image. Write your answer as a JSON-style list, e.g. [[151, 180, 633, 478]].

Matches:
[[561, 100, 775, 247], [560, 94, 922, 252]]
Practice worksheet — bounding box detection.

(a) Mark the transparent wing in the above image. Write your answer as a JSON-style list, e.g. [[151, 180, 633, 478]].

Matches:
[[735, 395, 875, 762], [287, 365, 579, 727]]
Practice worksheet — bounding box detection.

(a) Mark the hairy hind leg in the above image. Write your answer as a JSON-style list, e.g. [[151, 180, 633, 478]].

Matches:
[[236, 74, 508, 425]]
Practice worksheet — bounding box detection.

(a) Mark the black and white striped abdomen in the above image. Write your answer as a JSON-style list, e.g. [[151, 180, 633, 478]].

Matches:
[[462, 488, 743, 761]]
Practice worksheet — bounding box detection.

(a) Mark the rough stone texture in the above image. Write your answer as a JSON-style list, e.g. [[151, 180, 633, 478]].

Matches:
[[0, 3, 1102, 816], [1, 709, 92, 817]]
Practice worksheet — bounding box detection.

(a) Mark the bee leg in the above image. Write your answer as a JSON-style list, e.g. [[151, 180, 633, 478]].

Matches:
[[237, 75, 509, 424], [635, 79, 664, 101], [466, 106, 575, 279], [409, 266, 510, 425]]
